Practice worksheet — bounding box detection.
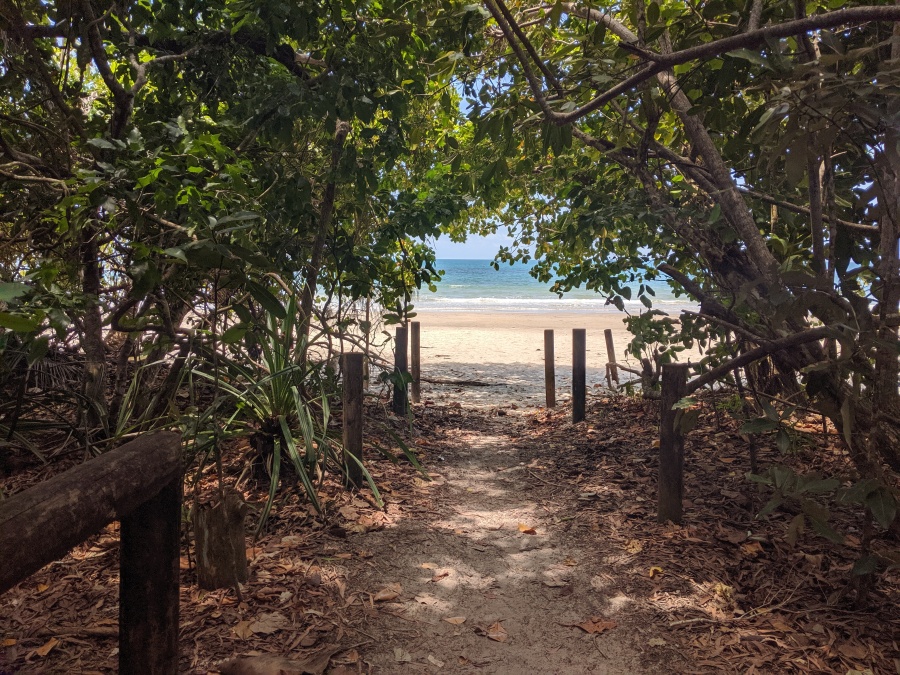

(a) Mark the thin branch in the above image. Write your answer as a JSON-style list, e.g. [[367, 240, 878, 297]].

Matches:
[[739, 187, 877, 234], [687, 326, 834, 393]]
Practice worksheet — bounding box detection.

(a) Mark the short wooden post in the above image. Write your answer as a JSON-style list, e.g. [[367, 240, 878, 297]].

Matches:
[[544, 329, 556, 408], [342, 352, 365, 487], [658, 363, 690, 524], [573, 328, 586, 422], [120, 476, 182, 674], [410, 321, 421, 404], [604, 329, 619, 384], [392, 326, 409, 416]]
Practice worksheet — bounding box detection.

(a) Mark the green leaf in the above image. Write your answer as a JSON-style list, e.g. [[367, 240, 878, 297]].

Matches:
[[851, 554, 878, 576], [0, 282, 29, 302], [865, 487, 897, 529], [0, 312, 40, 332], [245, 280, 286, 320], [221, 325, 248, 344], [740, 418, 778, 434]]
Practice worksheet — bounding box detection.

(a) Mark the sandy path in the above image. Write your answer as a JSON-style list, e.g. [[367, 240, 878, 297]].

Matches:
[[412, 311, 642, 408], [351, 410, 643, 673]]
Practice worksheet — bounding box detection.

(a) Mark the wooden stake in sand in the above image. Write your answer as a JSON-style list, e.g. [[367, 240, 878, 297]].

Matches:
[[658, 363, 689, 524], [342, 352, 365, 487], [410, 321, 421, 404], [544, 329, 556, 408], [392, 326, 409, 416], [604, 328, 619, 385], [573, 328, 586, 422]]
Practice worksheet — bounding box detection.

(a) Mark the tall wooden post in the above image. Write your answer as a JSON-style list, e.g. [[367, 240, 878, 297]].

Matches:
[[658, 363, 690, 524], [573, 329, 586, 422], [604, 329, 619, 384], [410, 321, 421, 404], [120, 476, 182, 674], [342, 352, 365, 487], [392, 326, 409, 416], [544, 329, 556, 408]]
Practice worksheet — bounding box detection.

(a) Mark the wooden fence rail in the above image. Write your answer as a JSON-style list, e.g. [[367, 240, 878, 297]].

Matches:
[[0, 431, 183, 674]]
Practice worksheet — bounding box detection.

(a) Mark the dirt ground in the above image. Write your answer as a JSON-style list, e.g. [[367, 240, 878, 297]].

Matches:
[[1, 391, 898, 674]]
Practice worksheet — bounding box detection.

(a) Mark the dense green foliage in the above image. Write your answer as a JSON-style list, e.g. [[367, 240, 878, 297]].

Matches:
[[1, 0, 898, 587]]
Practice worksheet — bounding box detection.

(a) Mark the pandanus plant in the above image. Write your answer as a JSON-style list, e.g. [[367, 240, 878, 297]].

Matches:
[[191, 286, 383, 534]]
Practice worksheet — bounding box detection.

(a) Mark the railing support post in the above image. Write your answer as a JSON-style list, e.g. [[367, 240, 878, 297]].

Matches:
[[604, 328, 619, 385], [392, 326, 409, 416], [120, 475, 182, 674], [573, 328, 586, 422], [544, 329, 556, 408], [658, 363, 690, 524], [342, 352, 365, 487], [410, 321, 421, 404]]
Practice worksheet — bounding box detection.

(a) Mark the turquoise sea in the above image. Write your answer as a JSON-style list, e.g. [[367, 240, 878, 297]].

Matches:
[[415, 259, 690, 313]]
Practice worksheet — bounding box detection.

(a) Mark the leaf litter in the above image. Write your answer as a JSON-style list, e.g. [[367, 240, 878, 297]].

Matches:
[[0, 394, 896, 673]]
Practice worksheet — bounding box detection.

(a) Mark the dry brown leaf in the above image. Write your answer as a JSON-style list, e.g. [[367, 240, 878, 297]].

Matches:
[[219, 646, 342, 675], [648, 566, 664, 578], [443, 616, 466, 625], [1, 638, 16, 647], [373, 583, 402, 602], [36, 583, 50, 593], [518, 523, 537, 535], [740, 541, 764, 557], [420, 562, 438, 569], [34, 637, 58, 657], [232, 620, 254, 640], [475, 621, 508, 642], [624, 539, 643, 554], [248, 611, 287, 635], [570, 617, 617, 635], [430, 570, 450, 582]]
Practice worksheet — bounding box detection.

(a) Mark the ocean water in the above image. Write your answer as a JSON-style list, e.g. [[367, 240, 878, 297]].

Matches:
[[414, 259, 691, 313]]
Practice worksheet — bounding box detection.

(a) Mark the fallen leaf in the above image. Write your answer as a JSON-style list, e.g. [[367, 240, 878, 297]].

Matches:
[[648, 637, 667, 647], [233, 620, 254, 640], [420, 562, 438, 569], [648, 566, 664, 578], [518, 523, 537, 535], [393, 647, 413, 663], [249, 612, 288, 635], [36, 583, 50, 593], [476, 621, 508, 642], [34, 637, 58, 657], [443, 616, 466, 625], [570, 617, 617, 635], [373, 583, 402, 602], [430, 570, 450, 582], [741, 541, 764, 557], [427, 655, 445, 667], [338, 506, 359, 520], [1, 638, 16, 647], [563, 558, 578, 566], [219, 647, 342, 675], [624, 539, 643, 554]]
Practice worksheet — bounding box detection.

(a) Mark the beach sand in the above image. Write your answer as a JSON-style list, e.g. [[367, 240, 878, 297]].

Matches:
[[411, 310, 643, 408]]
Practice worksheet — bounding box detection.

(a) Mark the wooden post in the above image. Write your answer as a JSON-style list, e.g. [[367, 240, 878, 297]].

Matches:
[[342, 352, 365, 487], [410, 321, 421, 404], [573, 328, 586, 422], [544, 329, 556, 408], [120, 476, 182, 674], [658, 363, 690, 524], [392, 326, 409, 416], [604, 329, 619, 384]]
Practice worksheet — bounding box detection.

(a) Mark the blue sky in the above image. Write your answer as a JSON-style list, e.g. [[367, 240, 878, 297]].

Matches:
[[432, 231, 518, 259]]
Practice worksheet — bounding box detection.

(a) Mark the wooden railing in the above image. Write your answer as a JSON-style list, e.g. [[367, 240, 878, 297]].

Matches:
[[0, 432, 183, 674]]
